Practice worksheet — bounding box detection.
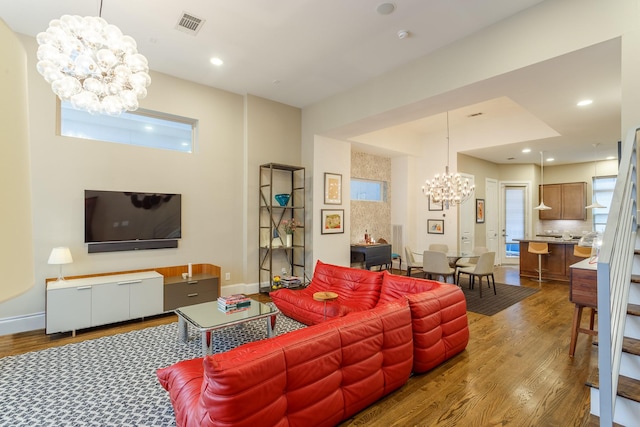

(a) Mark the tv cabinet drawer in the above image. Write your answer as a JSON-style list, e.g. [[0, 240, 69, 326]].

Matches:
[[164, 274, 219, 311]]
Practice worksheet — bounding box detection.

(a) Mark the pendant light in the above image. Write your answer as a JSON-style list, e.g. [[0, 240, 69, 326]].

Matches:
[[534, 151, 552, 210], [586, 143, 606, 209], [421, 111, 475, 209], [35, 0, 151, 115]]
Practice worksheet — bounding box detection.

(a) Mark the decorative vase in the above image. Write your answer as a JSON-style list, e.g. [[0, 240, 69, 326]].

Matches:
[[274, 194, 290, 206], [285, 234, 292, 247]]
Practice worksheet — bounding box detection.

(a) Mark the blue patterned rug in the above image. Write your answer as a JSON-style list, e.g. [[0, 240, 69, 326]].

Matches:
[[0, 305, 305, 426]]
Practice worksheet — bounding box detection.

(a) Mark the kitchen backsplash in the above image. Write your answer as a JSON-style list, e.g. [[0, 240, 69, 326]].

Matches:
[[536, 219, 592, 237]]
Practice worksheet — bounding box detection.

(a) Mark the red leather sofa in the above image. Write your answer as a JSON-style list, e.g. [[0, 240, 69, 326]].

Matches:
[[157, 261, 469, 426], [271, 260, 469, 373], [158, 300, 414, 427]]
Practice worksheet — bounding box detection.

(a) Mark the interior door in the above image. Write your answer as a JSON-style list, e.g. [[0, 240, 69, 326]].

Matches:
[[500, 183, 528, 264], [485, 178, 499, 262]]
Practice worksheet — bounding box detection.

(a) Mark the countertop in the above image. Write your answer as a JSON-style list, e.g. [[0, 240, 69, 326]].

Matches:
[[570, 257, 597, 270], [516, 238, 581, 245]]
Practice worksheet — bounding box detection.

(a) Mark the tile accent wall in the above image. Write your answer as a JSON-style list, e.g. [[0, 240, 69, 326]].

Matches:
[[350, 151, 391, 244]]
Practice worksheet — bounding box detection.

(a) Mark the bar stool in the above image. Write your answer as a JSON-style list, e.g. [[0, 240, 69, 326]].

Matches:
[[528, 242, 550, 282]]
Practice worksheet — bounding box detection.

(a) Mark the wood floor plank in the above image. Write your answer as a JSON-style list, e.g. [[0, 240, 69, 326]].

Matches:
[[0, 266, 595, 425]]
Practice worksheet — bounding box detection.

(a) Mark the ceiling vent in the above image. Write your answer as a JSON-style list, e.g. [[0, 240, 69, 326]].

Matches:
[[175, 12, 205, 36]]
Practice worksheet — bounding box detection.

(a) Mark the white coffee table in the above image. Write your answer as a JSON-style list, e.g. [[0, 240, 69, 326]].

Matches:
[[175, 299, 278, 356]]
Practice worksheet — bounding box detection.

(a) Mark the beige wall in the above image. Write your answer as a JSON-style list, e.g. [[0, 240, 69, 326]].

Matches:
[[0, 20, 34, 304], [0, 32, 301, 334]]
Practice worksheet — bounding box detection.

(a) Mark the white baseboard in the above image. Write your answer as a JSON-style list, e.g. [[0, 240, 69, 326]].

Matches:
[[0, 312, 45, 336], [0, 283, 262, 337], [221, 282, 259, 296]]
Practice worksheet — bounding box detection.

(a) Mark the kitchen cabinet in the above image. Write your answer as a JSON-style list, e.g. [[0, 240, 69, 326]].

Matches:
[[539, 182, 586, 220]]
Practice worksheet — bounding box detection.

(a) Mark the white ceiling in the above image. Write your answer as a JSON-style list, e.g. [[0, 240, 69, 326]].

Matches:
[[0, 0, 622, 165]]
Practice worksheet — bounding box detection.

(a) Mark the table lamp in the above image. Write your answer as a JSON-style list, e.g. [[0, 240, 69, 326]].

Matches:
[[48, 247, 73, 282]]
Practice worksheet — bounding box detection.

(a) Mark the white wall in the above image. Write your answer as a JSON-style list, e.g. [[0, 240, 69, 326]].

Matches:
[[312, 136, 351, 269], [302, 0, 640, 267]]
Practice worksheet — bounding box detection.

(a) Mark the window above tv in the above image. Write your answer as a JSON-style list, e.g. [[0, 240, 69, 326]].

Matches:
[[60, 101, 198, 153]]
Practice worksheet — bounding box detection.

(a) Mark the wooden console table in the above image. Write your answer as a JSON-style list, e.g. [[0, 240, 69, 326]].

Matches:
[[569, 258, 597, 357]]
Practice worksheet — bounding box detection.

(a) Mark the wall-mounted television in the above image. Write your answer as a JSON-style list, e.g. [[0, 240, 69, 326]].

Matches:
[[85, 190, 181, 253]]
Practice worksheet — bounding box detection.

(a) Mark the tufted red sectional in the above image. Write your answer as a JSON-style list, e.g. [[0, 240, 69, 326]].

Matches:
[[157, 261, 469, 426]]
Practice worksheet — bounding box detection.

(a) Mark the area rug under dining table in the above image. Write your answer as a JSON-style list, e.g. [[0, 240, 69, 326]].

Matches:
[[456, 278, 539, 316], [0, 305, 305, 427]]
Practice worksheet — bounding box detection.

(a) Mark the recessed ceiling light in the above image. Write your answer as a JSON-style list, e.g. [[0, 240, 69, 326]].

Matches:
[[606, 156, 616, 160], [522, 148, 531, 153], [210, 57, 224, 66], [376, 2, 396, 15], [546, 157, 555, 162], [577, 99, 593, 106]]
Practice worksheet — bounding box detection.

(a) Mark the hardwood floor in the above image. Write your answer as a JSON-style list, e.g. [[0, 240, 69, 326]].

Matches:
[[0, 266, 595, 426]]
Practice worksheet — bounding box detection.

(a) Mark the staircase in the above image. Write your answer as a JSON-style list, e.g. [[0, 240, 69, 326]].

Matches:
[[587, 127, 640, 426]]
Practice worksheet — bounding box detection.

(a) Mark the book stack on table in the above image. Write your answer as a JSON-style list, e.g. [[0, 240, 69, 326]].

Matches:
[[217, 294, 251, 313], [280, 276, 302, 288]]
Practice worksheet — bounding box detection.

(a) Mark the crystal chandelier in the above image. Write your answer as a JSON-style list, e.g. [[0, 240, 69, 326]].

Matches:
[[35, 4, 151, 116], [422, 112, 475, 209]]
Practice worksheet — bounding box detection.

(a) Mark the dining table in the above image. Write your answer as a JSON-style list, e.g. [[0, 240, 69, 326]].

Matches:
[[415, 250, 481, 268]]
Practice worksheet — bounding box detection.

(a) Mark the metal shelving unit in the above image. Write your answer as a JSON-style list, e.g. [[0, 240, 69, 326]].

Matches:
[[259, 163, 306, 293]]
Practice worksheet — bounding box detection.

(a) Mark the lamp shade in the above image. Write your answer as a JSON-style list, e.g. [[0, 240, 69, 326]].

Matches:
[[48, 247, 73, 265]]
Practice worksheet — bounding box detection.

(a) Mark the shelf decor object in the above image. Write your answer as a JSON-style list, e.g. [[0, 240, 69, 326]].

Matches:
[[35, 4, 151, 115], [274, 193, 290, 206], [47, 246, 73, 282]]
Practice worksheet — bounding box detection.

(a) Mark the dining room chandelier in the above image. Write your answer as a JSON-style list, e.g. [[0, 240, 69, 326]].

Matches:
[[35, 1, 151, 116], [422, 112, 475, 209]]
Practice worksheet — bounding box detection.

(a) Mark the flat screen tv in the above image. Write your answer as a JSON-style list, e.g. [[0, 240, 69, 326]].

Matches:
[[85, 190, 181, 252]]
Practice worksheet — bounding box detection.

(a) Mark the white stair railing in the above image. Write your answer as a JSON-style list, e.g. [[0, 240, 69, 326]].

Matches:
[[597, 126, 638, 426]]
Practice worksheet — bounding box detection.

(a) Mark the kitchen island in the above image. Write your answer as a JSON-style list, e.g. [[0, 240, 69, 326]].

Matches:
[[517, 239, 588, 282]]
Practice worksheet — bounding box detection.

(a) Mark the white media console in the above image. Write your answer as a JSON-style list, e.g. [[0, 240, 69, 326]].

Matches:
[[46, 271, 164, 336]]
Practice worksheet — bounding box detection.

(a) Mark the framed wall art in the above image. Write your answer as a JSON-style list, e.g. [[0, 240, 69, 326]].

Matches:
[[428, 196, 443, 211], [324, 173, 342, 205], [476, 199, 485, 223], [321, 209, 344, 234], [427, 219, 444, 235]]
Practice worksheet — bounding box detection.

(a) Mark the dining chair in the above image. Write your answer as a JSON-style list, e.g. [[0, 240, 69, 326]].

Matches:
[[404, 247, 422, 277], [456, 251, 496, 298], [428, 244, 449, 253], [422, 250, 456, 284], [456, 246, 489, 269]]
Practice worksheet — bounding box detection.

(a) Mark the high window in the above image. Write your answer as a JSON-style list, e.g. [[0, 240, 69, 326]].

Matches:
[[60, 101, 197, 153], [350, 179, 386, 202]]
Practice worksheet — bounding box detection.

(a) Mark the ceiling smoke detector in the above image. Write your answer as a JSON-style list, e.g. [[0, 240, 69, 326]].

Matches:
[[175, 12, 206, 35], [397, 30, 409, 39]]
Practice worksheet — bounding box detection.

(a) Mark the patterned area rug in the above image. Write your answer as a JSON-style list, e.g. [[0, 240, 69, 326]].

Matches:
[[457, 278, 539, 316], [0, 305, 305, 427]]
